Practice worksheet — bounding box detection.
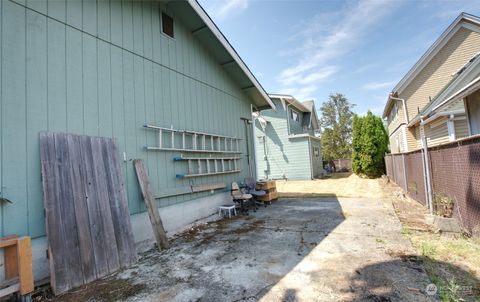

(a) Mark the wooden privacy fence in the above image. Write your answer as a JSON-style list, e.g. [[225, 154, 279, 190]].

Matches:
[[39, 132, 137, 295], [385, 135, 480, 234]]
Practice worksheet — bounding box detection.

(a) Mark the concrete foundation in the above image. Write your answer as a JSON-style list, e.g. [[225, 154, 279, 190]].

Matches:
[[24, 192, 232, 283]]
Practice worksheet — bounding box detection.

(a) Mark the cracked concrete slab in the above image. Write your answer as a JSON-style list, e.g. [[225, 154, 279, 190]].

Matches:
[[51, 197, 437, 302]]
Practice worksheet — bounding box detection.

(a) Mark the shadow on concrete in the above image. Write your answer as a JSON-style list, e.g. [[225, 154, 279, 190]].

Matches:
[[37, 196, 480, 301], [344, 256, 480, 301], [41, 195, 480, 301], [325, 172, 352, 179], [42, 197, 345, 302]]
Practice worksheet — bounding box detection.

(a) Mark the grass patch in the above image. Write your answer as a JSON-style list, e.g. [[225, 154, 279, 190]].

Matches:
[[411, 233, 480, 271], [420, 241, 437, 258], [402, 226, 413, 237], [423, 258, 472, 302], [391, 195, 480, 301], [402, 231, 480, 301]]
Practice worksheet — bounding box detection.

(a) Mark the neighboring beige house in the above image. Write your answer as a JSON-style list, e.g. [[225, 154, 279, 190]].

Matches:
[[415, 51, 480, 137], [383, 13, 480, 153]]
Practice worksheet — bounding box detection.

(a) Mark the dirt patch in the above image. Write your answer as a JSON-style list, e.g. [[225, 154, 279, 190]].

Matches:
[[392, 197, 435, 233], [177, 222, 208, 241], [276, 173, 385, 199], [34, 277, 146, 302]]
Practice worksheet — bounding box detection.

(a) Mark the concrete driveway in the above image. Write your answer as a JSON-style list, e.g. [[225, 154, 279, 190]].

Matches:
[[53, 197, 437, 301]]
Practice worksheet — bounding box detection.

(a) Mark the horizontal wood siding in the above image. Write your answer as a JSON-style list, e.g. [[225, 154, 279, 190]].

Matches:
[[387, 102, 405, 137], [0, 0, 256, 238], [400, 27, 480, 139], [442, 98, 465, 112], [389, 126, 406, 154], [455, 118, 470, 139], [416, 125, 422, 149], [425, 120, 450, 146], [255, 100, 312, 180], [288, 107, 304, 135]]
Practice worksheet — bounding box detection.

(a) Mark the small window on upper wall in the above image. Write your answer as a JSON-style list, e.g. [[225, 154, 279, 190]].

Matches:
[[162, 13, 174, 38], [290, 109, 300, 122]]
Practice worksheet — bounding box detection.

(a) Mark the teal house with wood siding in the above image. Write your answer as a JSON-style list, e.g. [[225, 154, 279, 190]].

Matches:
[[0, 0, 275, 281], [254, 94, 323, 180]]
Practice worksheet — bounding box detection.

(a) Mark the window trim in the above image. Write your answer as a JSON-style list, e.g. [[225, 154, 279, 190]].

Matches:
[[290, 108, 300, 123]]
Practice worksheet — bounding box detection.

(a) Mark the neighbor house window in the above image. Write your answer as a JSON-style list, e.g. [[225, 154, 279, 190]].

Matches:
[[313, 146, 320, 157], [162, 13, 174, 38], [290, 109, 299, 122], [389, 103, 398, 123]]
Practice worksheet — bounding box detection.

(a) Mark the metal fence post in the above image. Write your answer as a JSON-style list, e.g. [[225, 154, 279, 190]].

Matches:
[[392, 155, 396, 184], [421, 136, 433, 215], [402, 153, 408, 192]]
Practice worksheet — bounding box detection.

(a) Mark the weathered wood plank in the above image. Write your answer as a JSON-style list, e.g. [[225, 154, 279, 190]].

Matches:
[[0, 284, 20, 298], [191, 183, 226, 193], [67, 134, 96, 283], [79, 136, 112, 278], [133, 159, 169, 250], [53, 133, 83, 289], [90, 136, 120, 271], [103, 139, 137, 266], [40, 132, 137, 294], [40, 132, 68, 293]]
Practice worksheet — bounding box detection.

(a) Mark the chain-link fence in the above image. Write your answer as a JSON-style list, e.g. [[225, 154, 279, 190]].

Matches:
[[385, 135, 480, 235]]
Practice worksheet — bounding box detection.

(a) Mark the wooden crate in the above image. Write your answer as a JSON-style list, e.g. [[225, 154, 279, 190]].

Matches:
[[256, 180, 276, 191], [257, 189, 278, 202], [0, 235, 34, 298]]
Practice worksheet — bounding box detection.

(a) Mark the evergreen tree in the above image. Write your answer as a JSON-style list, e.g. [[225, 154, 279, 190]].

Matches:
[[319, 93, 355, 162], [352, 111, 389, 178]]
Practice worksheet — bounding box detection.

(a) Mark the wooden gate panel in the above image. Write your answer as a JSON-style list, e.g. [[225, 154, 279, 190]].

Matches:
[[40, 132, 136, 294]]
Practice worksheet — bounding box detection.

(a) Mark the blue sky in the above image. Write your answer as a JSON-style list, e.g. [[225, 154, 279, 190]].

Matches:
[[198, 0, 480, 116]]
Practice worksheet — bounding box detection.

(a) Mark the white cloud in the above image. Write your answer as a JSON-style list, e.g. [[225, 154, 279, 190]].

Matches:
[[276, 0, 398, 97], [362, 80, 397, 90], [206, 0, 249, 20], [281, 66, 338, 86], [277, 66, 338, 100]]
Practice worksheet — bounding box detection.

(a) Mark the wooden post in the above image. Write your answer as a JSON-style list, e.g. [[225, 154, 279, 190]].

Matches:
[[17, 237, 34, 295], [133, 159, 169, 250]]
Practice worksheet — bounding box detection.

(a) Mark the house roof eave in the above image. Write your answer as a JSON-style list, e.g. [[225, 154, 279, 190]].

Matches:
[[391, 12, 480, 96], [187, 0, 276, 111]]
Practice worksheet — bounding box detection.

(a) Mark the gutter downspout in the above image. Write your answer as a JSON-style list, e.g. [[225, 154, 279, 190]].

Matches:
[[241, 117, 253, 178], [308, 137, 313, 179], [251, 104, 260, 180], [420, 118, 434, 215]]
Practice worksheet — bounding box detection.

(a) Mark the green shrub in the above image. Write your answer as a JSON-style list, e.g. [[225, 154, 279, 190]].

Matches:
[[352, 111, 389, 178]]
